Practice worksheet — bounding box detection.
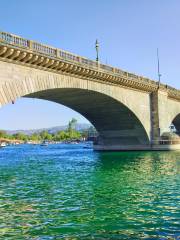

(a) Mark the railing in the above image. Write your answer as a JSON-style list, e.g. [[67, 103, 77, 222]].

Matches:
[[0, 31, 179, 95], [153, 139, 180, 145], [32, 42, 56, 56], [100, 63, 114, 72], [0, 32, 29, 48], [59, 50, 80, 62], [0, 31, 139, 76], [81, 57, 97, 67]]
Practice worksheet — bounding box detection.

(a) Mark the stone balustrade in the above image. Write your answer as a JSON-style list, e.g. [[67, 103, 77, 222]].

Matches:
[[0, 31, 179, 100]]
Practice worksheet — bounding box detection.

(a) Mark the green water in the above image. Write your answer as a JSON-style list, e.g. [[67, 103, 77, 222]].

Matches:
[[0, 144, 179, 239]]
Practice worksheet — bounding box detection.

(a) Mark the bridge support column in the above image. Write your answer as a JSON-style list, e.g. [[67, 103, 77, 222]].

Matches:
[[151, 89, 169, 143], [94, 89, 177, 151], [150, 91, 161, 145], [150, 89, 179, 150]]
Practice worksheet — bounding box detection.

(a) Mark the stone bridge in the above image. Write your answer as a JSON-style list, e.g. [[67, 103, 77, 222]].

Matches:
[[0, 31, 180, 150]]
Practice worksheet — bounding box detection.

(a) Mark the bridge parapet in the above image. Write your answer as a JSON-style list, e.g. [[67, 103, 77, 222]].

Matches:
[[0, 31, 29, 48], [0, 31, 179, 99]]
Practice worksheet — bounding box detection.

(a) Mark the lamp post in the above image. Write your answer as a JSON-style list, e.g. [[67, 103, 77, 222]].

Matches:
[[157, 48, 161, 89], [95, 39, 99, 62]]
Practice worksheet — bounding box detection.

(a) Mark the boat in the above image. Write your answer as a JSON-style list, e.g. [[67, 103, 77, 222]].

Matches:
[[40, 141, 49, 146], [0, 142, 7, 148], [71, 141, 79, 144], [83, 142, 92, 149]]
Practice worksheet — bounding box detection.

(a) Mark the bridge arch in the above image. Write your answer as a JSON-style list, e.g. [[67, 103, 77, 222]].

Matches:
[[160, 98, 180, 136], [172, 113, 180, 134], [0, 61, 151, 148], [25, 88, 149, 145]]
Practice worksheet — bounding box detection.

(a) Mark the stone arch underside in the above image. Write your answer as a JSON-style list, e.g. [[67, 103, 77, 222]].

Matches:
[[161, 98, 180, 136], [172, 113, 180, 135], [25, 88, 150, 146]]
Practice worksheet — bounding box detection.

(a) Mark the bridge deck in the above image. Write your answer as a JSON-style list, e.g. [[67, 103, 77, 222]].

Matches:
[[0, 31, 179, 100]]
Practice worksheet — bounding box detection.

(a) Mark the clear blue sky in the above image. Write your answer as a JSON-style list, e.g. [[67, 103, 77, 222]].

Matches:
[[0, 0, 179, 130]]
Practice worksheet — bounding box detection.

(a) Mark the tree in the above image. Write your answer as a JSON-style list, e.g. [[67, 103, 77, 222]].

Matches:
[[88, 126, 97, 137], [13, 133, 28, 141], [68, 118, 77, 131], [67, 118, 78, 138], [0, 130, 7, 138], [40, 131, 52, 141], [31, 133, 41, 141]]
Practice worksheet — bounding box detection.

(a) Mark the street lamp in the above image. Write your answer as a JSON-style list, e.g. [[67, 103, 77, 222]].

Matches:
[[95, 39, 99, 62]]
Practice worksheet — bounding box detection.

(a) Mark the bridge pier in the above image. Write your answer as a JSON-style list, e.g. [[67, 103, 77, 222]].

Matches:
[[93, 90, 180, 151], [93, 143, 180, 151], [150, 89, 170, 143], [93, 144, 151, 151], [93, 132, 151, 151], [149, 89, 180, 150]]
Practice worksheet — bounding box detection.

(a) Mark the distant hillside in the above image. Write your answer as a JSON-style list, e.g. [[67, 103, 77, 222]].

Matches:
[[5, 123, 91, 135]]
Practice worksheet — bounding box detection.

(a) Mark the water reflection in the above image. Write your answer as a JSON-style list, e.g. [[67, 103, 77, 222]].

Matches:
[[0, 145, 179, 239]]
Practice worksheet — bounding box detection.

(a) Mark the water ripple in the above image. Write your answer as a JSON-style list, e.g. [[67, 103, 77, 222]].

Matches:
[[0, 144, 179, 239]]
